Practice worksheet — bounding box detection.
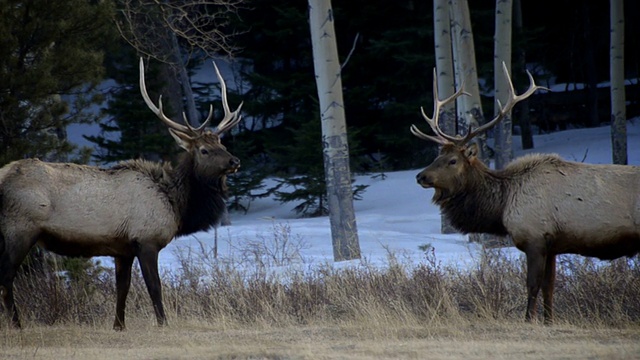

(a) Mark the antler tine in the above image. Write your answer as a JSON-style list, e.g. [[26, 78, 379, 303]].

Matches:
[[211, 61, 243, 135], [410, 124, 449, 145], [181, 104, 215, 133], [462, 61, 545, 144], [412, 68, 470, 144], [139, 58, 191, 134]]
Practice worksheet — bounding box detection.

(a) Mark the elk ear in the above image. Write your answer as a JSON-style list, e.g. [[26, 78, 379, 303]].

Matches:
[[463, 142, 479, 159], [168, 129, 193, 151]]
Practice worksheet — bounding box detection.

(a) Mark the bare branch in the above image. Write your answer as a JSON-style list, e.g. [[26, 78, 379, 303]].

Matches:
[[341, 32, 360, 70], [116, 0, 245, 65]]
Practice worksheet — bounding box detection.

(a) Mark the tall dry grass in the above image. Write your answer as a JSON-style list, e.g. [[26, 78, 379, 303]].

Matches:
[[2, 227, 640, 330]]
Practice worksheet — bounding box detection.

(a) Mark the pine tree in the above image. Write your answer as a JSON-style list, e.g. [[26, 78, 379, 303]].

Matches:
[[0, 0, 115, 165], [85, 49, 177, 164]]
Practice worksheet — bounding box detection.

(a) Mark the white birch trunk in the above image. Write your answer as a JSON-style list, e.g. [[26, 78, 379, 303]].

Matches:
[[610, 0, 627, 165], [493, 0, 513, 170], [434, 0, 456, 136], [450, 0, 488, 161], [451, 0, 503, 246], [434, 0, 457, 234], [308, 0, 361, 261]]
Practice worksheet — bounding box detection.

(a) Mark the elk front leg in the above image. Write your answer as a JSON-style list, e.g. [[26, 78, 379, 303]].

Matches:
[[525, 249, 546, 322], [136, 247, 166, 327], [541, 254, 556, 325], [113, 256, 134, 331], [0, 256, 20, 328], [0, 232, 39, 329]]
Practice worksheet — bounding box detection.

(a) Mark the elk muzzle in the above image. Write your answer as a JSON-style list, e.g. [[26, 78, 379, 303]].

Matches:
[[416, 170, 435, 188], [227, 156, 241, 173]]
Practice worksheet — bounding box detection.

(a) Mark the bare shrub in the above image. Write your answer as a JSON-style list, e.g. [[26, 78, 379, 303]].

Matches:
[[9, 254, 114, 326], [553, 256, 640, 325], [450, 248, 525, 321], [234, 222, 310, 268]]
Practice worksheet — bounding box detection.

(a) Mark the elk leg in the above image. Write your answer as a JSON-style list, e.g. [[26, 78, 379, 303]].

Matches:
[[0, 241, 21, 328], [136, 247, 166, 326], [0, 232, 39, 328], [525, 250, 546, 322], [541, 254, 556, 325], [0, 280, 20, 329], [113, 255, 134, 331]]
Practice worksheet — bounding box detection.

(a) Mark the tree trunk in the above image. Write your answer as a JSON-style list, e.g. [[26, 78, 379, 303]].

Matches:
[[450, 0, 489, 161], [433, 0, 457, 234], [513, 0, 533, 150], [451, 0, 504, 246], [493, 0, 513, 170], [169, 30, 199, 127], [308, 0, 361, 261], [610, 0, 627, 165]]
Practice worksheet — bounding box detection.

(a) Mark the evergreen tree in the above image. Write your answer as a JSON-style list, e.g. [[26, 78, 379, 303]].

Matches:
[[0, 0, 115, 165], [271, 120, 327, 216], [85, 48, 177, 163]]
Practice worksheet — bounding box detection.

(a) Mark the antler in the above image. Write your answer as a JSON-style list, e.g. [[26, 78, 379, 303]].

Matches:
[[210, 61, 243, 136], [139, 58, 243, 137], [139, 58, 191, 134], [410, 68, 470, 145], [411, 62, 545, 146]]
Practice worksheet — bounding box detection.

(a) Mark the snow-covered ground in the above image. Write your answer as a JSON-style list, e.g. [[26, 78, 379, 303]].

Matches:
[[150, 118, 640, 272]]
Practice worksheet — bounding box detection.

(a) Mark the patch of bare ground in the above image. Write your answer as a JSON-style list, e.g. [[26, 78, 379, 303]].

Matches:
[[1, 318, 639, 360]]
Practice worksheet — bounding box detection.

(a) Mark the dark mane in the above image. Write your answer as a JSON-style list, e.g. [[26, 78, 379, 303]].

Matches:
[[172, 153, 228, 236], [439, 166, 509, 236]]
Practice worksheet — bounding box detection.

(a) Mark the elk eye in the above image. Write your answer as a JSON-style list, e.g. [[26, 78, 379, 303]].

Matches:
[[200, 148, 209, 155], [448, 159, 457, 165]]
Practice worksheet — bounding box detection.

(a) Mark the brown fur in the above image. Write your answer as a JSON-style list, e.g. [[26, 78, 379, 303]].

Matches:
[[417, 143, 640, 323], [0, 130, 240, 330]]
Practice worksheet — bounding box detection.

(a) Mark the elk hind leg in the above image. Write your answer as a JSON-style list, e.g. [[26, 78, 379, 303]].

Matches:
[[136, 246, 166, 326], [113, 255, 134, 331]]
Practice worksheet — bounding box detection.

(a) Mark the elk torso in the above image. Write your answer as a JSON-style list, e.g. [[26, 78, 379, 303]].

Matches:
[[0, 158, 217, 258], [501, 154, 640, 259]]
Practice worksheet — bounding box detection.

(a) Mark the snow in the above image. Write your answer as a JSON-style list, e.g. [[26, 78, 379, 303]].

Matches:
[[147, 119, 640, 272]]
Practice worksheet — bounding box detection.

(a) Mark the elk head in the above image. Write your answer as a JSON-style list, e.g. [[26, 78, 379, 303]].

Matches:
[[139, 58, 243, 178], [411, 63, 544, 204]]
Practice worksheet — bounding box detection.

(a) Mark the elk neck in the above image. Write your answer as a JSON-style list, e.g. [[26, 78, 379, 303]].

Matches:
[[171, 153, 228, 236], [439, 160, 509, 236]]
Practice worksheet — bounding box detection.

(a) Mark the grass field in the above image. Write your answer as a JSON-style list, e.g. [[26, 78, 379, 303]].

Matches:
[[2, 249, 640, 359], [2, 319, 639, 359]]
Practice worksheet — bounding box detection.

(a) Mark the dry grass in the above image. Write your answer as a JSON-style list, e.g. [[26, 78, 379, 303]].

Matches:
[[2, 239, 640, 359], [2, 319, 639, 359]]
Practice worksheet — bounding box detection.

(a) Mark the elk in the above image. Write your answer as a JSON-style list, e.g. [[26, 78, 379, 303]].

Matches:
[[411, 63, 640, 324], [0, 58, 242, 330]]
